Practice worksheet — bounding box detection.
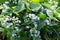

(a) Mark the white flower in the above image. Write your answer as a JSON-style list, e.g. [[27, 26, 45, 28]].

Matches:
[[34, 22, 38, 28], [37, 17, 40, 20], [1, 23, 5, 26], [10, 13, 12, 16], [3, 4, 10, 9], [5, 1, 9, 4], [50, 6, 55, 10], [30, 28, 37, 34], [0, 5, 3, 9], [58, 14, 60, 18], [6, 17, 10, 21], [10, 23, 13, 25], [46, 9, 53, 17], [34, 30, 40, 37], [16, 17, 19, 20], [18, 20, 21, 23], [2, 9, 7, 12], [47, 10, 52, 13], [12, 16, 15, 19], [16, 20, 21, 23], [6, 23, 13, 28], [29, 14, 32, 18], [6, 26, 10, 28], [45, 20, 50, 25], [15, 27, 19, 31], [32, 16, 37, 20], [29, 14, 38, 20], [12, 16, 16, 20], [26, 26, 29, 28], [30, 29, 32, 34], [12, 34, 16, 37], [30, 29, 40, 37]]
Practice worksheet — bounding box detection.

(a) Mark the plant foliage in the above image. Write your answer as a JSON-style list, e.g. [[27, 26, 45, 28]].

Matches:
[[0, 0, 60, 40]]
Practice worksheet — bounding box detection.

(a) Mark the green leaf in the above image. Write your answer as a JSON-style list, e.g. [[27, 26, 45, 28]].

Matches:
[[57, 7, 60, 13], [30, 2, 40, 11], [54, 12, 59, 18], [38, 13, 47, 19], [54, 12, 60, 20], [0, 0, 9, 3], [30, 0, 44, 3], [43, 3, 51, 8], [0, 27, 4, 32]]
